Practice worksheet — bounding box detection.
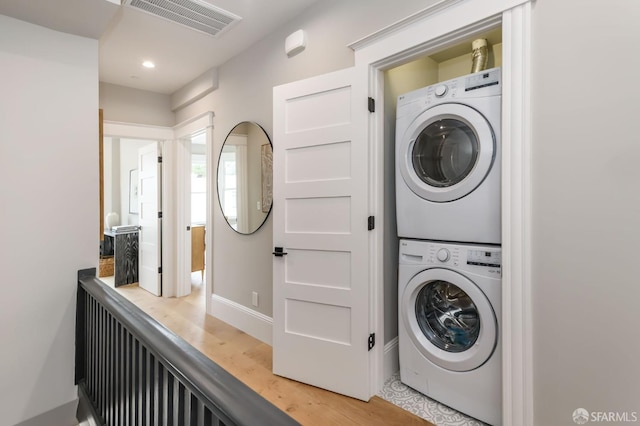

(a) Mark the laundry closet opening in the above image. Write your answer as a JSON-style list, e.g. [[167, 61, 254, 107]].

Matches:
[[378, 25, 504, 425], [381, 25, 503, 364]]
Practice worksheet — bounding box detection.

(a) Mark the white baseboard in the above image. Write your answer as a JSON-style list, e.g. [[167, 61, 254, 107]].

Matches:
[[383, 336, 399, 381], [210, 294, 273, 345], [15, 399, 78, 426]]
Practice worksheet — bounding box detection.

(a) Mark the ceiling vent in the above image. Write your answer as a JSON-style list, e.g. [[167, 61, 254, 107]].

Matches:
[[123, 0, 241, 37]]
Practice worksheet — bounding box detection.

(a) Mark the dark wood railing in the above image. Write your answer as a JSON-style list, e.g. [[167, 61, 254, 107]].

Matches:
[[75, 268, 298, 426]]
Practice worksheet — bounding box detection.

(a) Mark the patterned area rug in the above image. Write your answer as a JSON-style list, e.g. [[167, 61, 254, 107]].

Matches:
[[378, 373, 487, 426]]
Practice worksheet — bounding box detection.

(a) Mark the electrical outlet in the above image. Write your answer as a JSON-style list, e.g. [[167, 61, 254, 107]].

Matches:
[[252, 291, 259, 307], [257, 201, 261, 211]]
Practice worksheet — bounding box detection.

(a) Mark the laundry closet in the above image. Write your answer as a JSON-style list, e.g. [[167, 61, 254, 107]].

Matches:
[[375, 27, 505, 424], [381, 27, 503, 354]]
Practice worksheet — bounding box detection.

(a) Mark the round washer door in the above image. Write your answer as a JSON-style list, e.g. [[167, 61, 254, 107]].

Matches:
[[401, 268, 497, 372], [398, 103, 495, 202]]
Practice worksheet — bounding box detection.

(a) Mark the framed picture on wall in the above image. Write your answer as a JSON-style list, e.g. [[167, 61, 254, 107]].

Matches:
[[129, 168, 139, 214], [261, 144, 273, 213]]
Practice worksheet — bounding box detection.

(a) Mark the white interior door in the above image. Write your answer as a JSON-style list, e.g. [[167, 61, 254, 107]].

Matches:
[[272, 67, 371, 400], [138, 142, 162, 296]]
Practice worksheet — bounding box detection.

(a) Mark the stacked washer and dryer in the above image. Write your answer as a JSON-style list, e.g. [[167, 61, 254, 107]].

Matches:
[[395, 67, 503, 426]]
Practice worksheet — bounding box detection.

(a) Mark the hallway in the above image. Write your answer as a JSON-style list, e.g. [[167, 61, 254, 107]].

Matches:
[[111, 280, 431, 426]]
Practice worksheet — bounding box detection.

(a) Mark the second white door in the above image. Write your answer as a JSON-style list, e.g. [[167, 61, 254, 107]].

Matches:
[[272, 67, 372, 401], [138, 142, 162, 296]]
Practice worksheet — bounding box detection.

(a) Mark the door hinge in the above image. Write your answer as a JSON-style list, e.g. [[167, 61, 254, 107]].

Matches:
[[368, 216, 375, 231], [158, 266, 162, 274], [368, 97, 375, 113], [158, 212, 163, 219], [368, 333, 375, 351], [158, 156, 163, 163]]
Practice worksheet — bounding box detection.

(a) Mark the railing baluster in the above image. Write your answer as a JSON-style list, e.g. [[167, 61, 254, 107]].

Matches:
[[90, 296, 95, 400], [174, 381, 183, 426], [107, 314, 113, 426], [127, 332, 133, 426], [149, 352, 156, 426], [84, 293, 90, 393], [138, 343, 149, 426], [185, 389, 193, 426], [104, 312, 108, 425], [156, 356, 164, 426], [195, 398, 208, 426], [101, 307, 106, 422], [76, 273, 298, 426], [164, 368, 172, 426], [131, 337, 145, 426], [116, 323, 121, 426]]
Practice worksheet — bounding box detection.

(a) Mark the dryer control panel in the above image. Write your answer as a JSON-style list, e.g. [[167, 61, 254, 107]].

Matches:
[[399, 239, 501, 277], [396, 67, 502, 120], [465, 67, 501, 92]]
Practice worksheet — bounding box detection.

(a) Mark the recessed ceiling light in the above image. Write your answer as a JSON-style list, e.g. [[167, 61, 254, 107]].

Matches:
[[142, 61, 155, 69]]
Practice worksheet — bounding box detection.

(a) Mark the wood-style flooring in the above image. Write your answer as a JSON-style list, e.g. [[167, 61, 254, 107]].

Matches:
[[113, 278, 433, 426]]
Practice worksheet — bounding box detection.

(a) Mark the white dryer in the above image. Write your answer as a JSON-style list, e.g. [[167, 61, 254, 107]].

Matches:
[[398, 239, 502, 425], [396, 68, 502, 244]]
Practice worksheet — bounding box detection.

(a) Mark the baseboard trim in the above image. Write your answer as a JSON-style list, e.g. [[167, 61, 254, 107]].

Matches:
[[210, 294, 273, 345], [383, 336, 399, 381], [15, 398, 79, 426]]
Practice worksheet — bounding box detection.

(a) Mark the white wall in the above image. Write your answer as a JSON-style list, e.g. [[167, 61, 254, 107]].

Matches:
[[100, 82, 175, 127], [0, 15, 99, 425], [119, 138, 154, 225], [531, 1, 640, 424], [103, 137, 160, 227], [175, 0, 436, 319], [103, 137, 116, 219]]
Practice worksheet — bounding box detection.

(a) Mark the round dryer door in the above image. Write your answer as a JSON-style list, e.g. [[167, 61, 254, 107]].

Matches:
[[401, 268, 497, 372], [398, 103, 495, 202]]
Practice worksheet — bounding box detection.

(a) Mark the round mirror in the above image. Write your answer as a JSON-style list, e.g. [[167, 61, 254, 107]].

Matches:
[[217, 122, 273, 234]]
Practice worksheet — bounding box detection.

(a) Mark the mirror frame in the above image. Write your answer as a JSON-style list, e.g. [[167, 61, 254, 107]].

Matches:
[[216, 121, 273, 235]]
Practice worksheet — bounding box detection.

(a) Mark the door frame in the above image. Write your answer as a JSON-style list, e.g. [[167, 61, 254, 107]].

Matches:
[[103, 121, 174, 295], [173, 112, 214, 307], [348, 0, 533, 423], [105, 113, 214, 305]]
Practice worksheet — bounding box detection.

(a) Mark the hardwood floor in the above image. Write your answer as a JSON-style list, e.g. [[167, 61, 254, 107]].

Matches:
[[113, 278, 433, 426]]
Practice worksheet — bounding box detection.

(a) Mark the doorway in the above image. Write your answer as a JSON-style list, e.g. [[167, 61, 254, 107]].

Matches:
[[99, 135, 163, 292], [188, 131, 207, 297], [167, 129, 208, 303], [173, 112, 214, 311], [99, 121, 173, 294]]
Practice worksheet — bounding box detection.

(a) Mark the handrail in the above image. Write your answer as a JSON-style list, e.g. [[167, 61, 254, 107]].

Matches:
[[75, 268, 298, 426]]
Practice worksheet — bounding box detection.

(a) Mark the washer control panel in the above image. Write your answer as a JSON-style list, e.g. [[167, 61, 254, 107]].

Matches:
[[467, 249, 501, 268], [427, 245, 460, 266]]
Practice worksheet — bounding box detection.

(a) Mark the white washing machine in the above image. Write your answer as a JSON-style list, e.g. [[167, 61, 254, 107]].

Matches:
[[398, 239, 502, 425], [396, 67, 502, 244]]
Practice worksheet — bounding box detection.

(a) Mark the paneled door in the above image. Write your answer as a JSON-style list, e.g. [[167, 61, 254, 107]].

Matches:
[[272, 67, 372, 400], [138, 142, 162, 296]]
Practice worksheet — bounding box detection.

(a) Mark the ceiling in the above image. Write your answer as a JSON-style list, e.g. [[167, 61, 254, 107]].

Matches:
[[0, 0, 323, 94]]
